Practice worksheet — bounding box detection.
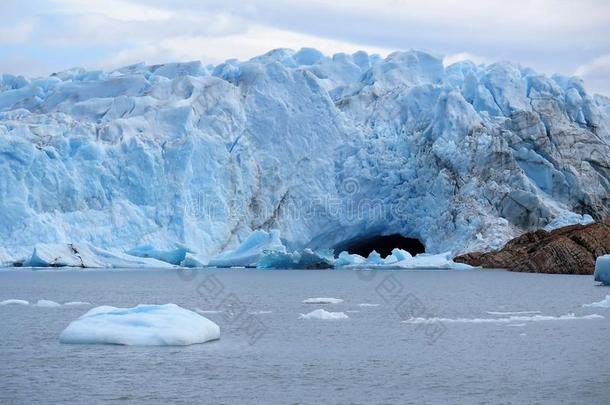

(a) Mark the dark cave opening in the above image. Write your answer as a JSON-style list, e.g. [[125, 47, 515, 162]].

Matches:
[[340, 234, 426, 257]]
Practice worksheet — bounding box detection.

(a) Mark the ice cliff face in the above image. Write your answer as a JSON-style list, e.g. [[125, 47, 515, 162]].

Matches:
[[1, 48, 609, 261]]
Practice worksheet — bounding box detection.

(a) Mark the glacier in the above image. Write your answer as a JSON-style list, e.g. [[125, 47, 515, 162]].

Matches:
[[1, 48, 609, 265]]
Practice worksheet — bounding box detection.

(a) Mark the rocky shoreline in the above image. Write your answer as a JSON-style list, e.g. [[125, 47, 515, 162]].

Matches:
[[455, 219, 610, 274]]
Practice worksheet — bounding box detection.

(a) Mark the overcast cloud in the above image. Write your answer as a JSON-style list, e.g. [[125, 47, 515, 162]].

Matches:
[[1, 0, 609, 95]]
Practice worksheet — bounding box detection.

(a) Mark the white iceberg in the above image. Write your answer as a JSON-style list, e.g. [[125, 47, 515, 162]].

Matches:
[[357, 303, 379, 307], [59, 304, 220, 346], [209, 230, 285, 267], [24, 243, 174, 268], [583, 296, 610, 308], [0, 299, 29, 306], [302, 297, 343, 304], [36, 299, 61, 308], [299, 309, 349, 320], [594, 255, 610, 285]]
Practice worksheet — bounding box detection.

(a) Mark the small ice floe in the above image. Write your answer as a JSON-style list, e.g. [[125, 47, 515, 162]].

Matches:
[[60, 304, 220, 346], [583, 295, 610, 309], [302, 297, 343, 304], [194, 308, 222, 314], [357, 303, 379, 307], [486, 311, 541, 316], [63, 301, 92, 307], [346, 310, 360, 313], [506, 323, 527, 327], [36, 299, 62, 308], [402, 313, 604, 324], [0, 299, 29, 306], [299, 309, 349, 320], [249, 310, 273, 315]]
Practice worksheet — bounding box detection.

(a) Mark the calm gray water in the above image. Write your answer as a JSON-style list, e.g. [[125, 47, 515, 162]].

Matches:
[[0, 268, 609, 405]]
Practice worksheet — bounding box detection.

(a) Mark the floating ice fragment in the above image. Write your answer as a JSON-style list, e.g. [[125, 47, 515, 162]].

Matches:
[[36, 299, 61, 308], [402, 313, 603, 324], [302, 298, 343, 304], [583, 295, 610, 308], [63, 301, 92, 306], [0, 299, 29, 306], [299, 309, 349, 320], [357, 303, 379, 307], [486, 310, 541, 315]]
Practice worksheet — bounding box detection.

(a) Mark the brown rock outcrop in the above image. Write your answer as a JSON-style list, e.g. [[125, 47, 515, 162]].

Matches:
[[455, 219, 610, 274]]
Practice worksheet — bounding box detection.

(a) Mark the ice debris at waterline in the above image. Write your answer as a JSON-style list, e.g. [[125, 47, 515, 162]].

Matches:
[[583, 296, 610, 309], [594, 255, 610, 285], [35, 299, 62, 308], [208, 230, 285, 267], [299, 309, 349, 320], [60, 304, 220, 346], [257, 248, 334, 269], [23, 243, 174, 268], [0, 299, 29, 306], [302, 298, 344, 304], [402, 313, 604, 324], [1, 48, 609, 264]]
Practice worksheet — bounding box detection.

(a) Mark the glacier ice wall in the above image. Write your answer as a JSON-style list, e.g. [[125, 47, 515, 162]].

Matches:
[[1, 48, 609, 261]]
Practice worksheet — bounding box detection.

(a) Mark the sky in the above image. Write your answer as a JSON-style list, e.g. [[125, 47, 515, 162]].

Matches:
[[1, 0, 609, 95]]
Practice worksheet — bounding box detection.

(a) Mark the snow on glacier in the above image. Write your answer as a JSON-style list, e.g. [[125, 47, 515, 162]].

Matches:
[[0, 48, 609, 264], [59, 304, 220, 346]]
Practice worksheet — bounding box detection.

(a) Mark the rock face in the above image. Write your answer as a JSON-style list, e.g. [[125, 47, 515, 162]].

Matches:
[[455, 220, 610, 274], [1, 48, 609, 263]]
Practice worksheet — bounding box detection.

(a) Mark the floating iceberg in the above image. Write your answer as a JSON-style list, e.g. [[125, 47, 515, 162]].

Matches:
[[36, 299, 61, 308], [594, 255, 610, 285], [357, 303, 380, 307], [583, 296, 610, 308], [299, 309, 349, 320], [0, 299, 29, 306], [23, 243, 174, 268], [402, 313, 603, 324], [257, 248, 334, 269], [209, 230, 286, 267], [302, 297, 344, 304], [60, 304, 220, 346]]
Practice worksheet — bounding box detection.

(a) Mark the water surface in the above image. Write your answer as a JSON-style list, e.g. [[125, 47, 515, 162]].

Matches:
[[1, 268, 608, 404]]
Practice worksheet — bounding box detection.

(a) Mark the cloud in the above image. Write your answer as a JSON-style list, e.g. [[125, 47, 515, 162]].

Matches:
[[0, 18, 37, 44], [576, 55, 610, 96], [97, 25, 394, 69]]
